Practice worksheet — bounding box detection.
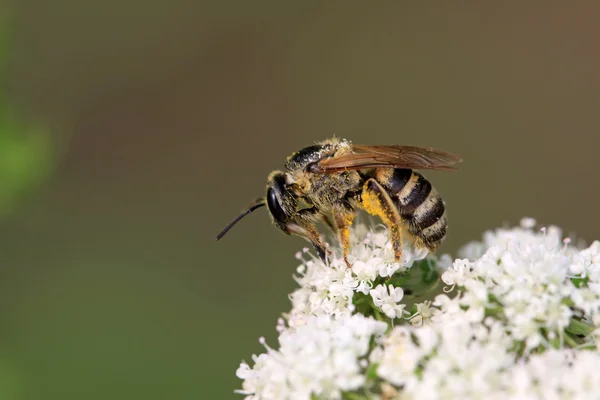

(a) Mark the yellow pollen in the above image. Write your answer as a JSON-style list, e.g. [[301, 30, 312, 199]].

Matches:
[[361, 191, 394, 226]]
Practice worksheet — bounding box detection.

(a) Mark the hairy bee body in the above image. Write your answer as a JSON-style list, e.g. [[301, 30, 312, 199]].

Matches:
[[284, 140, 360, 211], [217, 137, 461, 266]]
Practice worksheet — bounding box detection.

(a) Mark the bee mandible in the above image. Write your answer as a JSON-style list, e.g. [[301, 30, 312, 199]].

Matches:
[[216, 138, 462, 266]]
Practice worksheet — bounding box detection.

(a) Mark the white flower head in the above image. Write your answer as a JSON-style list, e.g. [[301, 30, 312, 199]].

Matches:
[[236, 314, 387, 400], [289, 223, 429, 320], [370, 284, 406, 319], [376, 326, 426, 387], [408, 300, 440, 327], [238, 217, 600, 399], [377, 307, 515, 397], [442, 218, 598, 350]]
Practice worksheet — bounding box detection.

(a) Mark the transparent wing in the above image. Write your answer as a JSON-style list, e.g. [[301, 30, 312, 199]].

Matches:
[[317, 145, 463, 172]]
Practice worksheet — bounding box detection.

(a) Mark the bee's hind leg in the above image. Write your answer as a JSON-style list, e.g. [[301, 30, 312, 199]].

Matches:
[[360, 178, 403, 262]]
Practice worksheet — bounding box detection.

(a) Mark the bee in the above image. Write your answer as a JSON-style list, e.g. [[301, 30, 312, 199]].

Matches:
[[216, 138, 462, 266]]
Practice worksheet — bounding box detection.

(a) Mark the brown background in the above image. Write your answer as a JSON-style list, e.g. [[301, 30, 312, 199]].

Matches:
[[2, 2, 600, 399]]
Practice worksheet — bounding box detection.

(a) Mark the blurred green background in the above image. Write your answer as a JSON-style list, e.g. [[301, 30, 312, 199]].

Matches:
[[2, 2, 600, 399]]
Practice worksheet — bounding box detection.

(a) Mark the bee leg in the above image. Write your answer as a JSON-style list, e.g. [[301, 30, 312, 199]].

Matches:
[[287, 209, 331, 263], [332, 203, 355, 267], [306, 225, 330, 262], [360, 178, 403, 261], [287, 223, 329, 262]]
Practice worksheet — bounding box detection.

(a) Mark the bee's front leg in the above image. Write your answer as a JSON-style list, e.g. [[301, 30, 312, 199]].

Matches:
[[286, 208, 331, 263], [332, 203, 355, 268]]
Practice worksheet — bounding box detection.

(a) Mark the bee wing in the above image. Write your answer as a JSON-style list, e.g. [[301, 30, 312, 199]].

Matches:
[[317, 145, 463, 172]]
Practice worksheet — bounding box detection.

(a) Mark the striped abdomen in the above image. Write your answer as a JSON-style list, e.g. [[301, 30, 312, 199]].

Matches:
[[376, 168, 447, 249]]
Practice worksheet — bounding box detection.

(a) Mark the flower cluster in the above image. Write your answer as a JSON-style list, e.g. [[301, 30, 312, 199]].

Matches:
[[374, 313, 515, 398], [442, 218, 600, 351], [374, 309, 600, 399], [236, 314, 387, 400], [289, 223, 428, 321], [237, 219, 600, 399]]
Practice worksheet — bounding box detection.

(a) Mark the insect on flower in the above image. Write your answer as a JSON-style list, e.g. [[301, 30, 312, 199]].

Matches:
[[216, 138, 462, 266]]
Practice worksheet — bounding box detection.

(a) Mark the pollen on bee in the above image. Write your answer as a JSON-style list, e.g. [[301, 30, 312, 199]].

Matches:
[[361, 191, 381, 217], [361, 190, 394, 227], [413, 236, 427, 250], [344, 214, 354, 226]]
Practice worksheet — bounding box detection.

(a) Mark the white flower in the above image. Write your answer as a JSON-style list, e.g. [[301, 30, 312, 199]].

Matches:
[[289, 224, 428, 320], [348, 260, 377, 295], [507, 350, 600, 399], [433, 293, 461, 315], [459, 279, 489, 322], [377, 308, 515, 398], [370, 284, 406, 319], [441, 258, 474, 287], [238, 217, 600, 399], [236, 314, 387, 400], [572, 240, 600, 283], [376, 326, 425, 387], [441, 218, 598, 350], [375, 303, 600, 399], [408, 300, 440, 327]]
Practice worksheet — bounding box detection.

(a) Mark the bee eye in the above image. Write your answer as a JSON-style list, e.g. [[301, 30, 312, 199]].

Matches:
[[267, 187, 287, 223]]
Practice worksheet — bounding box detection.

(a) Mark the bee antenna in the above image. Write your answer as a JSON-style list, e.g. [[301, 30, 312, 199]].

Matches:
[[215, 200, 266, 240]]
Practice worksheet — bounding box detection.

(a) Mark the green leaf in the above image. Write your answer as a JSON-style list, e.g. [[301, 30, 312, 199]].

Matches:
[[571, 276, 589, 288], [565, 318, 595, 338], [352, 292, 374, 317], [365, 362, 379, 381], [388, 258, 441, 300], [341, 392, 370, 400], [563, 332, 579, 348]]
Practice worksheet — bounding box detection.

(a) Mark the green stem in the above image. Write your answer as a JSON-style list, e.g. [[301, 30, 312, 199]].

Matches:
[[372, 306, 383, 321]]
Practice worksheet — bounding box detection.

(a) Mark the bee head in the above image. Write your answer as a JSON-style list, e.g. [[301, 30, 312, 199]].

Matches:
[[215, 170, 298, 240], [265, 171, 298, 233]]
